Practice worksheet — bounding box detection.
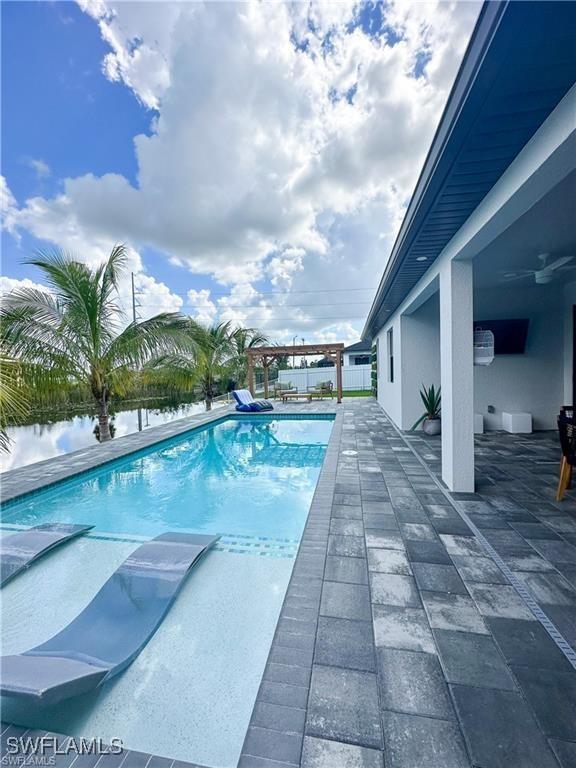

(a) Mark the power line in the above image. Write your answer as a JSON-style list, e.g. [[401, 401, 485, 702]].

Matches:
[[135, 313, 370, 322], [136, 300, 373, 309], [184, 287, 375, 297]]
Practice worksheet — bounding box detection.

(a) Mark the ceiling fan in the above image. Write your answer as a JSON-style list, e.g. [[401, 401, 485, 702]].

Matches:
[[501, 253, 575, 285]]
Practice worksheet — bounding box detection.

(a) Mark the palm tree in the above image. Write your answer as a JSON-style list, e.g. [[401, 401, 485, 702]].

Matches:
[[0, 347, 29, 453], [145, 321, 268, 411], [229, 326, 268, 388], [191, 322, 236, 410], [147, 321, 235, 411], [1, 245, 191, 442]]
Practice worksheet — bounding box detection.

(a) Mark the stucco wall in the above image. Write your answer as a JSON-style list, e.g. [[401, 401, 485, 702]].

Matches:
[[400, 293, 441, 431], [375, 316, 402, 427], [473, 284, 564, 430]]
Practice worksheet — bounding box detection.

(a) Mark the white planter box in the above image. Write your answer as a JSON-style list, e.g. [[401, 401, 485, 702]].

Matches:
[[502, 411, 532, 434]]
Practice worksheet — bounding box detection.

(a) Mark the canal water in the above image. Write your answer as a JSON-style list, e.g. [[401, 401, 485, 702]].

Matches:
[[1, 397, 226, 472]]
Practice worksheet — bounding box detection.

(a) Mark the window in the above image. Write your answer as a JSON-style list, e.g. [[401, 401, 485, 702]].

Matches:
[[371, 341, 378, 397], [354, 355, 370, 366], [387, 328, 394, 383]]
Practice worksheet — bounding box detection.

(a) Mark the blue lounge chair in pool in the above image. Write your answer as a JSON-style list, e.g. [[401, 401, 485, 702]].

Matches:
[[232, 389, 273, 412], [1, 523, 94, 587], [0, 532, 219, 704]]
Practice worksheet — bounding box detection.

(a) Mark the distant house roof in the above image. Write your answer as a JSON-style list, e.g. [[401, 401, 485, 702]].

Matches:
[[363, 0, 576, 340], [344, 341, 371, 353]]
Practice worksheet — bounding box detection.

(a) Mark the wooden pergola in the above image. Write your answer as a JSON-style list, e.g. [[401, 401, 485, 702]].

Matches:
[[246, 343, 345, 403]]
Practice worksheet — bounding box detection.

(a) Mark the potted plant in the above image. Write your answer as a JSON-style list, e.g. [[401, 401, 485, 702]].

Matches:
[[411, 384, 441, 435]]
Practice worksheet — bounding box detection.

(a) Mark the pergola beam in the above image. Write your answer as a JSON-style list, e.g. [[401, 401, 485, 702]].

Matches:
[[247, 344, 345, 359]]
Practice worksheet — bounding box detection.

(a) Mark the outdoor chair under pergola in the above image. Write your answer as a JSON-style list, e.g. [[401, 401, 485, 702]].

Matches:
[[246, 343, 345, 404]]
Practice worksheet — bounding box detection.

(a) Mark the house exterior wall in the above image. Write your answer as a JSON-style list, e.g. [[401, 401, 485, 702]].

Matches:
[[400, 295, 441, 431], [375, 315, 403, 426], [343, 351, 371, 366], [474, 285, 564, 430], [377, 283, 568, 433]]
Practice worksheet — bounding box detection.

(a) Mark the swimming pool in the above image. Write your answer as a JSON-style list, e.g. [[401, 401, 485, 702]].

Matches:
[[1, 415, 334, 767]]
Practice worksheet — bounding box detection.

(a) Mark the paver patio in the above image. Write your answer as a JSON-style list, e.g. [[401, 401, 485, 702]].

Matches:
[[407, 427, 576, 653], [2, 397, 576, 768]]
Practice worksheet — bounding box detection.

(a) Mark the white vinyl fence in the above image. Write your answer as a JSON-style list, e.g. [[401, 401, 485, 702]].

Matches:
[[279, 364, 372, 392]]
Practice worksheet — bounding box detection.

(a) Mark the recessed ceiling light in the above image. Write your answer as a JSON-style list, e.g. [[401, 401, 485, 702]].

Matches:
[[416, 256, 428, 262]]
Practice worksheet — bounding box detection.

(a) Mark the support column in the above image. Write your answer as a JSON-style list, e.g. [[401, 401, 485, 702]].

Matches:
[[336, 351, 343, 404], [263, 357, 269, 399], [248, 354, 255, 396], [440, 260, 475, 492]]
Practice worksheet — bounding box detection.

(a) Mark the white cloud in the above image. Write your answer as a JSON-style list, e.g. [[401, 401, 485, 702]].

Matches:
[[0, 275, 51, 296], [267, 248, 305, 289], [126, 267, 183, 321], [26, 158, 51, 179], [6, 1, 481, 342], [186, 288, 217, 326], [1, 176, 18, 232]]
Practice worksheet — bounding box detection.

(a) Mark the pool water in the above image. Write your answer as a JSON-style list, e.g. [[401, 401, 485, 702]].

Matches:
[[0, 416, 333, 767]]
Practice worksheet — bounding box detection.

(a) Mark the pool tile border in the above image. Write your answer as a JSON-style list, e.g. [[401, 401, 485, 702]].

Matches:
[[238, 411, 342, 767]]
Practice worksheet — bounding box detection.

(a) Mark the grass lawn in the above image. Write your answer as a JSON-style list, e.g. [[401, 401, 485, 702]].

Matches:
[[342, 390, 373, 397]]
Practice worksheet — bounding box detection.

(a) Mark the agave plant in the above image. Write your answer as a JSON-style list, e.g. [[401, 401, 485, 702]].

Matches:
[[1, 245, 191, 442], [411, 384, 441, 430]]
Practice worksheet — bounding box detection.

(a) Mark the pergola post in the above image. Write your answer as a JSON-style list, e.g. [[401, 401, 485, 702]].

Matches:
[[336, 350, 343, 404], [247, 353, 255, 396], [263, 357, 269, 399]]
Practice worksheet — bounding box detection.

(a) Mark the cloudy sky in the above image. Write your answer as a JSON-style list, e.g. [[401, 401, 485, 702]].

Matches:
[[1, 0, 480, 344]]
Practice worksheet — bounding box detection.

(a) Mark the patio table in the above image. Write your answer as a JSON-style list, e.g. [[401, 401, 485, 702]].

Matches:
[[281, 392, 313, 402]]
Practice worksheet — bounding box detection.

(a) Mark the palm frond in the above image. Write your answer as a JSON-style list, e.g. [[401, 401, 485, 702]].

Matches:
[[105, 312, 193, 371], [2, 303, 88, 377], [0, 351, 30, 453]]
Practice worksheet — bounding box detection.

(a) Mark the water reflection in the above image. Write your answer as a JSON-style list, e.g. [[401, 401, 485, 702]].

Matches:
[[3, 418, 333, 540], [1, 399, 226, 473]]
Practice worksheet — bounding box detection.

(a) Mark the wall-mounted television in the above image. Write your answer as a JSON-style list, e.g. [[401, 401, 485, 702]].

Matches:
[[473, 319, 529, 354]]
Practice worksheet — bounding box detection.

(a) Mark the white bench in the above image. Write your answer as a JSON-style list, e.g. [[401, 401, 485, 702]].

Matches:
[[502, 411, 532, 434]]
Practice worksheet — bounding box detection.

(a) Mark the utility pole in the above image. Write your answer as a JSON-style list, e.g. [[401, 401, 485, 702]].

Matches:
[[131, 272, 138, 323], [132, 273, 143, 432]]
